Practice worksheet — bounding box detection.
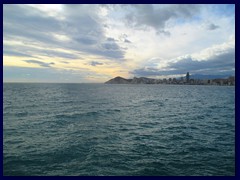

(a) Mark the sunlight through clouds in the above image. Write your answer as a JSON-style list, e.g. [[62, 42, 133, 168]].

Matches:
[[3, 4, 235, 82]]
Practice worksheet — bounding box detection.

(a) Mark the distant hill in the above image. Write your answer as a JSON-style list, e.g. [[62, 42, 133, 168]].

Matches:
[[105, 76, 131, 84], [105, 76, 158, 84]]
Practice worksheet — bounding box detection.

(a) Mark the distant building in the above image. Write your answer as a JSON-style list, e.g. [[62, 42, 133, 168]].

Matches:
[[186, 72, 190, 83], [173, 78, 177, 84], [163, 78, 167, 84], [228, 76, 235, 85], [190, 79, 194, 84]]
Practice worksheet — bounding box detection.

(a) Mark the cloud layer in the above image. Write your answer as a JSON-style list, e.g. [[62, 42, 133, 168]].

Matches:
[[132, 37, 235, 77], [125, 4, 201, 34], [3, 4, 125, 60], [3, 4, 235, 82], [24, 60, 55, 67]]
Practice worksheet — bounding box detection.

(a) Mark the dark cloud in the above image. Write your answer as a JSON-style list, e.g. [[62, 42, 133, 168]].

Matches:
[[3, 50, 34, 58], [156, 30, 171, 36], [59, 5, 125, 59], [75, 37, 98, 45], [107, 37, 116, 42], [207, 23, 220, 30], [61, 61, 70, 64], [118, 34, 132, 43], [90, 61, 103, 66], [170, 48, 234, 72], [3, 5, 62, 45], [103, 24, 109, 28], [132, 48, 235, 77], [101, 42, 120, 50], [124, 39, 132, 43], [3, 44, 79, 59], [125, 4, 200, 33], [24, 60, 55, 67], [41, 50, 80, 59], [90, 48, 124, 59], [3, 4, 126, 60]]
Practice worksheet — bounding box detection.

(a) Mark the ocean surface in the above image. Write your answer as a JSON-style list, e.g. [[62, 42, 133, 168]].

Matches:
[[3, 83, 235, 176]]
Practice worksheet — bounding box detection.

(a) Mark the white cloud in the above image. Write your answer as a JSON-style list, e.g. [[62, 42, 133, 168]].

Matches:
[[132, 37, 235, 77], [3, 4, 235, 82], [26, 4, 64, 19], [192, 36, 235, 61]]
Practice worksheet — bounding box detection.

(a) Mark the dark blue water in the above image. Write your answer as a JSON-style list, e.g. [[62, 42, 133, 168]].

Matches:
[[3, 83, 235, 176]]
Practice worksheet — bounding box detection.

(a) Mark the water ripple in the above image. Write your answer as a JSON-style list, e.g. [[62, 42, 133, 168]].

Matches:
[[3, 84, 235, 176]]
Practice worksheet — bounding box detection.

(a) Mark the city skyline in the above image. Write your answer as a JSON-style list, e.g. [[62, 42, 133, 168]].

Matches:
[[105, 72, 235, 86], [3, 4, 235, 83]]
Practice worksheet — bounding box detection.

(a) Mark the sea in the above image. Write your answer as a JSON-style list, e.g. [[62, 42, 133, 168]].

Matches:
[[3, 83, 235, 176]]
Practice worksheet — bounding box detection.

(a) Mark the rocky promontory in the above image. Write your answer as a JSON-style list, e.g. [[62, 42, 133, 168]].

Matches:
[[105, 76, 156, 84], [104, 76, 132, 84]]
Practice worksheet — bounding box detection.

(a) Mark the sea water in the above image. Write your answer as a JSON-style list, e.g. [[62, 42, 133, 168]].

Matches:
[[3, 83, 235, 176]]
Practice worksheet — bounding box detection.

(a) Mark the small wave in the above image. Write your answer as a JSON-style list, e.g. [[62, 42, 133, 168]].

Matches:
[[60, 100, 86, 104], [194, 115, 205, 120], [15, 111, 28, 117], [54, 108, 121, 121], [209, 105, 228, 109], [145, 100, 155, 103], [3, 83, 235, 176], [55, 111, 100, 120], [144, 100, 164, 107], [106, 109, 121, 113], [60, 101, 75, 104]]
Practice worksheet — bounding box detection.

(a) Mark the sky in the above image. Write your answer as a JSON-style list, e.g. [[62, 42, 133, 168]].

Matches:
[[3, 4, 235, 83]]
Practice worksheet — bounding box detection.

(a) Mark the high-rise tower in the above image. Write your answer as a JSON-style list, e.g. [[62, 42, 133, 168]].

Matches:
[[186, 72, 190, 83]]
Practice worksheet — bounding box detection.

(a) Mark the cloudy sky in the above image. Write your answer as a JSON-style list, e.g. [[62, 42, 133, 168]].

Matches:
[[3, 4, 235, 83]]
